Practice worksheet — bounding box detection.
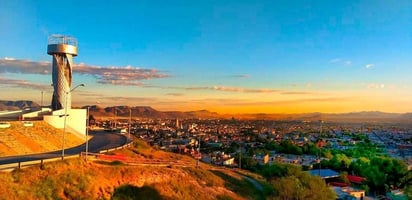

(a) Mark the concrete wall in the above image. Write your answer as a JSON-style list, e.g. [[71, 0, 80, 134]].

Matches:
[[22, 108, 52, 119], [43, 110, 66, 128], [67, 109, 86, 135], [43, 108, 86, 136]]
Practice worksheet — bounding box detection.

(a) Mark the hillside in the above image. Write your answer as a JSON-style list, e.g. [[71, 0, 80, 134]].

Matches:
[[0, 121, 84, 156], [0, 140, 267, 200]]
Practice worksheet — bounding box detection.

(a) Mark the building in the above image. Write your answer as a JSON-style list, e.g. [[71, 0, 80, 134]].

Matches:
[[254, 154, 269, 165], [42, 35, 87, 136]]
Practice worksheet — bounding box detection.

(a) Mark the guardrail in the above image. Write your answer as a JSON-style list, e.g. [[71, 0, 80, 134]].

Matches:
[[0, 138, 134, 172], [98, 140, 133, 154], [0, 154, 80, 172]]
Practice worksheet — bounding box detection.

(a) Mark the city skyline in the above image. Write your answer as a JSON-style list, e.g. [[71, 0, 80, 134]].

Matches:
[[1, 1, 412, 114]]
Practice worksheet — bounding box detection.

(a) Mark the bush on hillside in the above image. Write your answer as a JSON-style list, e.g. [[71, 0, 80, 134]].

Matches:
[[112, 184, 163, 200]]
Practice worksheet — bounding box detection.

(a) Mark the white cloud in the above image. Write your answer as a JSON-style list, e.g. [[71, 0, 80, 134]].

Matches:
[[145, 85, 281, 94], [281, 91, 312, 95], [165, 93, 184, 96], [232, 74, 250, 78], [0, 57, 170, 86], [367, 83, 385, 89], [329, 58, 341, 63], [0, 75, 50, 90], [211, 86, 279, 93], [329, 58, 351, 65], [365, 64, 374, 69]]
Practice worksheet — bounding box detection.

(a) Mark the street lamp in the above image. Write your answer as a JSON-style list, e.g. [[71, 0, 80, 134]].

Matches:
[[85, 106, 89, 161], [61, 83, 85, 160]]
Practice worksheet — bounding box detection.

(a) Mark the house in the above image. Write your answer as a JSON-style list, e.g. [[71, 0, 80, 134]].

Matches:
[[254, 154, 269, 165], [341, 187, 365, 200], [332, 187, 366, 200], [309, 169, 339, 179], [347, 175, 366, 185], [223, 157, 235, 166]]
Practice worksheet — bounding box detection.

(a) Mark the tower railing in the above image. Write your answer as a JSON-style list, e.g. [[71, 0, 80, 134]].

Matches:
[[48, 34, 78, 47]]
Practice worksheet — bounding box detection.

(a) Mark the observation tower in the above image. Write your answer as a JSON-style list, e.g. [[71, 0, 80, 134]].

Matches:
[[47, 35, 78, 111]]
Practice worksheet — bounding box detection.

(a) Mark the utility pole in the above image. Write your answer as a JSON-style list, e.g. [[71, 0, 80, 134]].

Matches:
[[239, 142, 242, 169], [129, 108, 131, 142], [41, 91, 44, 108], [318, 120, 323, 176], [114, 108, 117, 130], [85, 106, 89, 161], [196, 137, 201, 168]]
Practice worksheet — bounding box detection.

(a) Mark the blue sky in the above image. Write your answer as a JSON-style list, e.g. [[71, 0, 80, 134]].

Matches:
[[1, 0, 412, 113]]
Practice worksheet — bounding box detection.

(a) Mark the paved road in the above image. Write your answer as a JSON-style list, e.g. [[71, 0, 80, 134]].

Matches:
[[0, 131, 127, 165], [242, 175, 264, 191]]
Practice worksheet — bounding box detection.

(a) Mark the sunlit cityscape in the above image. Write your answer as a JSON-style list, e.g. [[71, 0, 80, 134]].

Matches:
[[1, 1, 411, 200]]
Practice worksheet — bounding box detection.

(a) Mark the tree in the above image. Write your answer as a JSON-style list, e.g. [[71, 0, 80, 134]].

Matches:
[[328, 154, 351, 171], [349, 157, 369, 175], [363, 165, 387, 193], [304, 143, 321, 156], [265, 141, 279, 151], [388, 159, 408, 189], [357, 157, 409, 194], [259, 163, 287, 181], [405, 184, 412, 200], [241, 157, 257, 170], [279, 140, 303, 155], [338, 171, 350, 184], [322, 149, 333, 159], [268, 164, 336, 200]]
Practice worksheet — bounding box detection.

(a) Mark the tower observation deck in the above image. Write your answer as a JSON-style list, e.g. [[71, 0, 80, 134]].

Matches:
[[47, 35, 78, 111]]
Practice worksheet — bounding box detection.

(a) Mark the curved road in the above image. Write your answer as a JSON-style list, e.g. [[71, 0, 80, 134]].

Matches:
[[0, 131, 127, 165]]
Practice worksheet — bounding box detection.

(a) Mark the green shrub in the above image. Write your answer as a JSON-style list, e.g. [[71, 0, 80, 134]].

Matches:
[[216, 195, 234, 200], [112, 184, 163, 200]]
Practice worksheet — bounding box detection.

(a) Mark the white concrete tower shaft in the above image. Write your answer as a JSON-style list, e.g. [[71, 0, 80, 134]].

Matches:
[[47, 35, 78, 111]]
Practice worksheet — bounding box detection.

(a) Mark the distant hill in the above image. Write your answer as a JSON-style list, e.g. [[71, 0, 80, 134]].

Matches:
[[0, 100, 40, 111], [86, 105, 412, 123], [2, 100, 412, 122], [164, 109, 221, 119], [231, 111, 412, 123], [86, 105, 220, 119]]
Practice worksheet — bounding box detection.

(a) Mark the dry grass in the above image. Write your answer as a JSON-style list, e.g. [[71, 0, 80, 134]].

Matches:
[[0, 140, 264, 200], [0, 121, 84, 156]]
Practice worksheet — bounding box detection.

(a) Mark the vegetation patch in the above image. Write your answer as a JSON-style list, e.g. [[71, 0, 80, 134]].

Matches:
[[211, 170, 262, 200], [112, 184, 164, 200], [0, 145, 263, 200]]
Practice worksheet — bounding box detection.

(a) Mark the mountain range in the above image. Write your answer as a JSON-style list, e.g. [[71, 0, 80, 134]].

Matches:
[[1, 100, 412, 122], [86, 105, 221, 119], [0, 100, 40, 111]]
